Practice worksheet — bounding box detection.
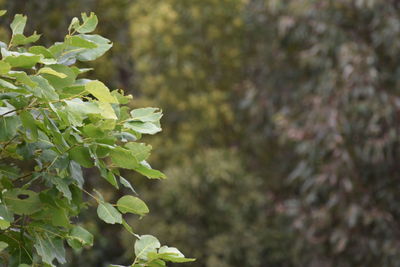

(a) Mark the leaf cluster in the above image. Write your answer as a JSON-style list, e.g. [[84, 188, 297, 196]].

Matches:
[[0, 11, 190, 266]]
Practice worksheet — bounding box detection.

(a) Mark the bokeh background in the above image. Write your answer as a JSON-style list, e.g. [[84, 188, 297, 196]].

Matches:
[[1, 0, 400, 266]]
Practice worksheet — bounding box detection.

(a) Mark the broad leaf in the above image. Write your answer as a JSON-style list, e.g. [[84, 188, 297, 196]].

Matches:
[[85, 80, 118, 103], [97, 202, 122, 224], [10, 14, 27, 35], [134, 235, 161, 260], [67, 226, 94, 249], [34, 233, 66, 266], [116, 195, 149, 216]]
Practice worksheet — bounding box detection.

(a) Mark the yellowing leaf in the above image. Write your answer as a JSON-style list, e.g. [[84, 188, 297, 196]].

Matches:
[[38, 67, 67, 78], [85, 80, 118, 103]]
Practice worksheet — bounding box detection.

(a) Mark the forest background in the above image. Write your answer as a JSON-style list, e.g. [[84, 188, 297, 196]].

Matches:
[[2, 0, 400, 266]]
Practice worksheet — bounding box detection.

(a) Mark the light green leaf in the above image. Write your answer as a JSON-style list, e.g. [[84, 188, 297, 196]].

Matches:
[[98, 102, 118, 120], [157, 246, 195, 263], [124, 121, 162, 135], [134, 235, 161, 260], [134, 162, 166, 179], [2, 49, 41, 68], [0, 241, 8, 253], [109, 147, 139, 170], [0, 78, 18, 89], [29, 45, 54, 58], [130, 108, 162, 122], [117, 195, 149, 216], [10, 14, 27, 35], [0, 61, 11, 74], [76, 34, 112, 61], [38, 67, 67, 78], [75, 12, 98, 34], [0, 10, 7, 17], [66, 35, 97, 48], [11, 32, 41, 46], [8, 71, 37, 87], [85, 80, 118, 103], [125, 143, 152, 162], [39, 64, 76, 90], [97, 202, 122, 224], [64, 99, 102, 115], [67, 226, 94, 249]]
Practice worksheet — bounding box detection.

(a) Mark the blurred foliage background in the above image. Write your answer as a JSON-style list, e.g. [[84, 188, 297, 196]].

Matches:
[[1, 0, 400, 266]]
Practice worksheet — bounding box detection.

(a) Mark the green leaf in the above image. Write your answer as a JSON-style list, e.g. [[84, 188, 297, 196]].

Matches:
[[85, 80, 118, 103], [20, 110, 38, 140], [130, 108, 162, 122], [134, 162, 166, 179], [39, 64, 76, 90], [0, 241, 8, 252], [0, 204, 13, 230], [75, 12, 98, 34], [109, 147, 139, 170], [0, 61, 11, 75], [3, 189, 42, 215], [97, 202, 122, 224], [66, 35, 97, 48], [76, 34, 112, 61], [29, 45, 54, 58], [122, 219, 138, 238], [0, 115, 21, 142], [69, 146, 93, 168], [8, 71, 38, 87], [11, 32, 41, 46], [46, 176, 72, 201], [34, 233, 66, 266], [69, 160, 84, 188], [0, 78, 18, 89], [0, 218, 10, 230], [98, 102, 118, 119], [125, 142, 152, 162], [124, 121, 162, 135], [134, 235, 161, 260], [117, 195, 149, 216], [0, 204, 14, 222], [2, 49, 41, 68], [10, 14, 27, 35], [119, 176, 138, 195], [29, 76, 59, 101], [38, 67, 67, 78], [67, 226, 94, 249], [0, 10, 7, 17], [104, 171, 119, 189], [157, 246, 195, 263]]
